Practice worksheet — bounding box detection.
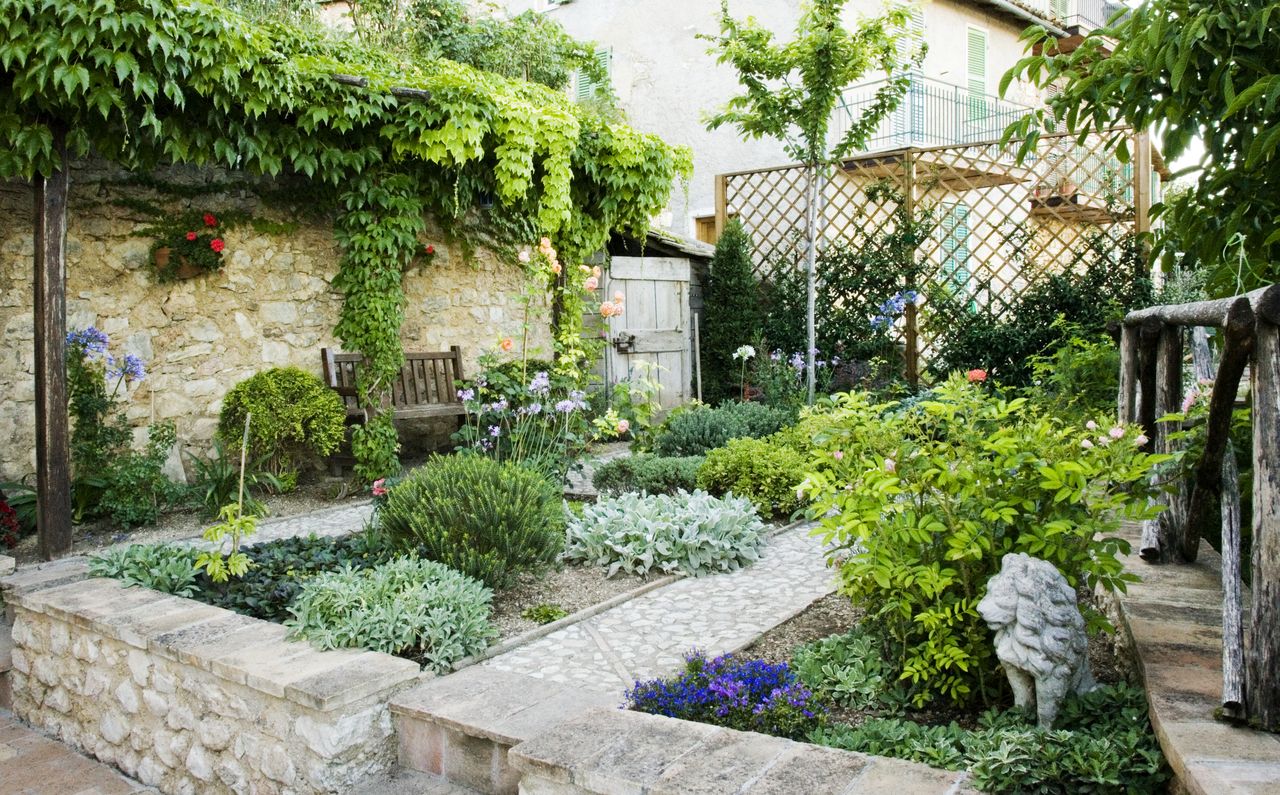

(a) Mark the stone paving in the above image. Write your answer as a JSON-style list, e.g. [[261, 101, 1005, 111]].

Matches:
[[482, 522, 835, 693], [563, 442, 632, 500], [174, 500, 375, 553], [0, 712, 156, 795]]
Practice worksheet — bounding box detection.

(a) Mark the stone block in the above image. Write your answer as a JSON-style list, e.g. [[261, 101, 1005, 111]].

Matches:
[[284, 650, 421, 711], [0, 555, 14, 576]]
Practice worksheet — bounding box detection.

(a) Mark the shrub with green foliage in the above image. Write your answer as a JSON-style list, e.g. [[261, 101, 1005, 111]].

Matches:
[[89, 544, 202, 598], [801, 376, 1167, 707], [792, 629, 898, 712], [285, 556, 495, 671], [378, 454, 564, 588], [696, 435, 807, 517], [652, 402, 795, 457], [185, 438, 283, 518], [810, 684, 1170, 794], [1025, 330, 1122, 422], [701, 220, 763, 405], [564, 490, 765, 577], [218, 368, 346, 490], [592, 454, 704, 496]]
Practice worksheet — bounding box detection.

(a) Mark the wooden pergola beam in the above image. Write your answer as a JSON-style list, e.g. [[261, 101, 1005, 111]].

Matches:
[[34, 129, 72, 560]]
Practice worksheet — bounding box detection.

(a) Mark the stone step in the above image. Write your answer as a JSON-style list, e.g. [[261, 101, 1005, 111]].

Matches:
[[0, 618, 11, 710], [359, 767, 483, 795], [390, 667, 619, 795], [510, 708, 972, 795]]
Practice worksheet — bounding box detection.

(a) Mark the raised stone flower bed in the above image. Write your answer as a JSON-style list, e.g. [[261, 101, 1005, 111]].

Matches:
[[1, 557, 424, 795]]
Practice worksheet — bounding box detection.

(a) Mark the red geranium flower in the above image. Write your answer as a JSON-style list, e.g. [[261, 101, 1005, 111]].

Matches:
[[966, 368, 988, 383], [210, 238, 225, 253], [185, 231, 197, 241], [203, 213, 217, 227], [425, 244, 435, 255]]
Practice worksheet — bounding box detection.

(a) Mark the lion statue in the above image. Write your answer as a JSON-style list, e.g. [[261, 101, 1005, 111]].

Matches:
[[977, 552, 1096, 728]]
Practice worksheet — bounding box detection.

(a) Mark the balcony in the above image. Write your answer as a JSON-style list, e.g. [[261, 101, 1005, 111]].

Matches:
[[832, 72, 1036, 154], [993, 0, 1117, 34]]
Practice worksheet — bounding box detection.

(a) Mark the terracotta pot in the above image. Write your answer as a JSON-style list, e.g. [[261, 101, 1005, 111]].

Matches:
[[153, 247, 203, 280]]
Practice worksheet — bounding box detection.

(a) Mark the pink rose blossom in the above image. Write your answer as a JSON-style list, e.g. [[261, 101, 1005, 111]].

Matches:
[[518, 250, 531, 263], [585, 276, 599, 290], [1181, 389, 1199, 414], [1135, 434, 1149, 446], [551, 262, 562, 274], [371, 479, 388, 497], [616, 419, 630, 434]]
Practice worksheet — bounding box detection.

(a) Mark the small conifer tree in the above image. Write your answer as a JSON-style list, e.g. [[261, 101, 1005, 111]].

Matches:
[[701, 219, 761, 405]]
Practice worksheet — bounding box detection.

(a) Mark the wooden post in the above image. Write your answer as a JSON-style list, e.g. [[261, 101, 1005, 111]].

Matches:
[[904, 303, 919, 389], [903, 151, 919, 389], [1182, 298, 1255, 562], [1135, 317, 1161, 449], [1132, 130, 1153, 238], [1221, 443, 1246, 720], [34, 131, 73, 560], [714, 174, 728, 240], [1248, 312, 1280, 731], [1155, 324, 1185, 561], [1118, 324, 1138, 422]]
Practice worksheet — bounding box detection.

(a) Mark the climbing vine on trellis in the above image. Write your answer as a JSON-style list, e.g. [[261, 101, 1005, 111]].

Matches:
[[0, 0, 690, 480]]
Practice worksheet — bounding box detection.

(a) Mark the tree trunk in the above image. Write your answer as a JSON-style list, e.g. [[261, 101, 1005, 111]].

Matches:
[[1221, 443, 1246, 720], [803, 162, 819, 405], [34, 131, 72, 560], [1247, 318, 1280, 731], [1155, 324, 1185, 562]]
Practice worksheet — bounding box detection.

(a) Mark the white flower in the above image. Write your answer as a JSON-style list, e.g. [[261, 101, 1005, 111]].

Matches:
[[732, 345, 756, 361], [1081, 439, 1094, 449], [1085, 420, 1098, 431]]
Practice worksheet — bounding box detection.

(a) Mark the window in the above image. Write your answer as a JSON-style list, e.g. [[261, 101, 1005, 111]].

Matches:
[[966, 27, 988, 123], [694, 215, 718, 245], [575, 48, 612, 102], [939, 203, 971, 296]]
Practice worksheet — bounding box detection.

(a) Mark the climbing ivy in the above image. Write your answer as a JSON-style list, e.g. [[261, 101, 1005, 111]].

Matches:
[[0, 0, 690, 479]]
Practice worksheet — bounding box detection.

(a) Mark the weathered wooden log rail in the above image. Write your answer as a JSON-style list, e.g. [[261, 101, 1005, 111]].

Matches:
[[1117, 283, 1280, 731]]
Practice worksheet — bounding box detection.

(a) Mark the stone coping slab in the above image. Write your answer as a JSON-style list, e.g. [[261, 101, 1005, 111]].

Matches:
[[509, 708, 970, 795], [1, 559, 421, 713], [1108, 524, 1280, 795], [390, 666, 619, 748]]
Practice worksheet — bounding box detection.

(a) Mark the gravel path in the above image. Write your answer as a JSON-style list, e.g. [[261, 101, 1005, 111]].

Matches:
[[482, 522, 836, 694]]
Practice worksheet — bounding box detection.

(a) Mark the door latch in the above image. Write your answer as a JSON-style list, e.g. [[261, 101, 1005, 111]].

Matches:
[[612, 333, 637, 353]]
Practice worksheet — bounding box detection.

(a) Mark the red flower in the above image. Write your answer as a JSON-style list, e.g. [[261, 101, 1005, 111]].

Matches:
[[966, 368, 988, 383], [210, 238, 225, 253], [185, 231, 197, 241], [203, 213, 217, 227], [425, 244, 435, 255]]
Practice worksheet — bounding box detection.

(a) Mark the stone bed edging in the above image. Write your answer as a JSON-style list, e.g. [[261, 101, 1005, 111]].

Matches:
[[1104, 524, 1280, 795], [1, 557, 425, 795]]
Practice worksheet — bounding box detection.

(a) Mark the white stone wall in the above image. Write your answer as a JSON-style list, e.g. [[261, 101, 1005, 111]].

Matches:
[[0, 163, 552, 481], [3, 561, 424, 795]]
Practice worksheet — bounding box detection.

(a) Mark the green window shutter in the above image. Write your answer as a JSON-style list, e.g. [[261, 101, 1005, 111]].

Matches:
[[966, 27, 987, 122], [576, 48, 612, 102], [940, 204, 971, 295]]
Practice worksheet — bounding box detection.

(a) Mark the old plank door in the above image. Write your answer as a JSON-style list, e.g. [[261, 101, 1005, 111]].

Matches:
[[603, 256, 692, 410]]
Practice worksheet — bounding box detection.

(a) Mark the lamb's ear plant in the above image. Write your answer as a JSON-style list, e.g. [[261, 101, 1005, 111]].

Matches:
[[196, 412, 258, 583]]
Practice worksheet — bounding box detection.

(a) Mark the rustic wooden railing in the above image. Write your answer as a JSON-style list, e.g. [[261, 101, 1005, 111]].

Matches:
[[1117, 283, 1280, 730]]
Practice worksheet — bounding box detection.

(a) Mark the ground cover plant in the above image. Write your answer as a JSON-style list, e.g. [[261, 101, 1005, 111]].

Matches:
[[378, 454, 564, 588], [591, 454, 704, 496], [564, 490, 765, 577], [801, 376, 1167, 707]]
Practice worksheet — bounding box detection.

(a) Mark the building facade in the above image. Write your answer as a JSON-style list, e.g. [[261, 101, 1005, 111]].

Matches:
[[501, 0, 1115, 239]]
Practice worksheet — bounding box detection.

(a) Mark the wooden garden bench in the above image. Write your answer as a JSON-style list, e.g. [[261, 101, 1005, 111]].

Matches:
[[321, 347, 467, 473]]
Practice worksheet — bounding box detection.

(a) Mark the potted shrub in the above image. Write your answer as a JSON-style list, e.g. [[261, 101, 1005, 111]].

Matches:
[[151, 211, 227, 281]]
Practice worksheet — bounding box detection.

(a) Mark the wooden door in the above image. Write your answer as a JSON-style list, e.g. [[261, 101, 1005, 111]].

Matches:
[[603, 256, 692, 410]]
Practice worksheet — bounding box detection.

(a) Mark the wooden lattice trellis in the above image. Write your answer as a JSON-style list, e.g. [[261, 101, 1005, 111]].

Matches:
[[715, 128, 1156, 380]]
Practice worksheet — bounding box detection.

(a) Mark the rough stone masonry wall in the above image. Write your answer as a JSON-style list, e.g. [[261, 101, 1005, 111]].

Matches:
[[0, 162, 552, 480], [2, 559, 424, 795]]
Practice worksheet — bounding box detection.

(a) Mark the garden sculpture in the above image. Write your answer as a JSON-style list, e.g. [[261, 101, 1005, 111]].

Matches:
[[977, 552, 1097, 728]]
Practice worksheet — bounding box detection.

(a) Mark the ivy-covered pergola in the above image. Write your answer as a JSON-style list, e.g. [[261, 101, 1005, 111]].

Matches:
[[0, 0, 690, 559]]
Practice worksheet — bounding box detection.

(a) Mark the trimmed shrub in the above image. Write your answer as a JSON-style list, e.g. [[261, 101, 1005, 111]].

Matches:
[[627, 650, 823, 740], [592, 454, 703, 496], [696, 436, 807, 517], [284, 557, 495, 671], [378, 454, 564, 588], [218, 367, 346, 489], [701, 220, 763, 405], [652, 401, 795, 457], [564, 490, 764, 577]]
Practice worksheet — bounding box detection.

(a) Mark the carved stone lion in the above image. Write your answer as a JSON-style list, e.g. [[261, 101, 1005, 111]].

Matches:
[[977, 552, 1096, 728]]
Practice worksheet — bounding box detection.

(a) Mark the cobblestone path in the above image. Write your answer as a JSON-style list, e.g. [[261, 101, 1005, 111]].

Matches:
[[176, 500, 375, 553], [0, 712, 155, 795], [482, 522, 835, 694]]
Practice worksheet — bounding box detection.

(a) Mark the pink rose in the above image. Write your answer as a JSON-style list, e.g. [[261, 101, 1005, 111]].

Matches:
[[966, 368, 987, 383], [1135, 434, 1149, 446], [616, 419, 630, 434], [372, 479, 388, 497], [613, 291, 625, 303], [585, 276, 599, 290], [518, 250, 531, 263]]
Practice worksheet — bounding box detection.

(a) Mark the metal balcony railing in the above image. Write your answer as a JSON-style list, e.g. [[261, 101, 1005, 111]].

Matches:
[[832, 73, 1036, 154], [1003, 0, 1115, 32]]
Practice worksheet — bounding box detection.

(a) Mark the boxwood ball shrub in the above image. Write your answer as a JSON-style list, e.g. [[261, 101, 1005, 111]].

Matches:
[[564, 490, 765, 577], [652, 401, 795, 457], [218, 367, 346, 490], [696, 435, 807, 517], [378, 454, 564, 588], [285, 556, 495, 671], [592, 454, 704, 496]]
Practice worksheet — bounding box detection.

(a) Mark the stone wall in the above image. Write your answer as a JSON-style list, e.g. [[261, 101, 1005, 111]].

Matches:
[[2, 557, 424, 794], [0, 163, 552, 481]]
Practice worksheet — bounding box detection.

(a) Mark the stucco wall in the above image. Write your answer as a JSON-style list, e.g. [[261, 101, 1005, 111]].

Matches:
[[0, 163, 552, 482], [503, 0, 1047, 236]]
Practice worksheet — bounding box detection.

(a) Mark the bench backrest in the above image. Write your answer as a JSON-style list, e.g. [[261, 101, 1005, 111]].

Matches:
[[322, 347, 465, 416]]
